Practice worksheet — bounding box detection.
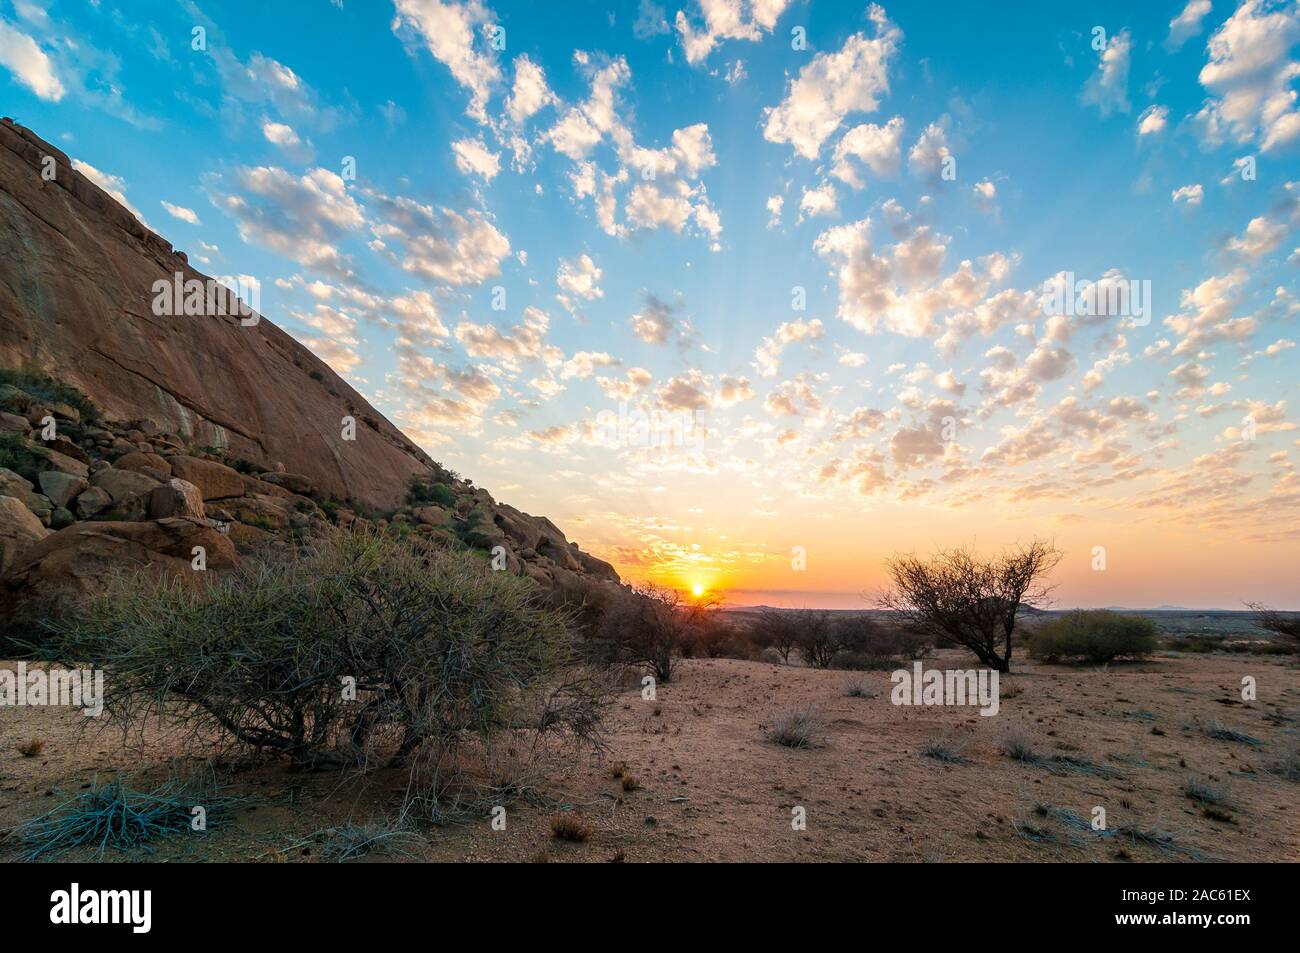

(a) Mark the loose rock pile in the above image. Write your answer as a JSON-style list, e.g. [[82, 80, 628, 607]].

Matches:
[[0, 378, 619, 637]]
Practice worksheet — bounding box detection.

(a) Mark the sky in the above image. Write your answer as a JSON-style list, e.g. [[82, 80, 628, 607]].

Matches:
[[1, 0, 1298, 609]]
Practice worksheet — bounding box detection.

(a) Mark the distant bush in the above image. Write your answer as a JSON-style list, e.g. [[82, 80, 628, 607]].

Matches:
[[39, 529, 605, 769], [830, 650, 897, 671], [591, 582, 715, 682], [409, 476, 457, 508], [747, 610, 924, 669], [0, 432, 47, 481], [1027, 610, 1158, 664], [0, 368, 99, 422], [1248, 602, 1300, 645]]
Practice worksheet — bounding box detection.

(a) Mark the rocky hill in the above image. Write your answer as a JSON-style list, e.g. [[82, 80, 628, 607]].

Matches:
[[0, 119, 618, 633]]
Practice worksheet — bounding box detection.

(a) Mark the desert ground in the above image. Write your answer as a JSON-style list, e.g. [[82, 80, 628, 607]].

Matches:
[[2, 648, 1297, 863]]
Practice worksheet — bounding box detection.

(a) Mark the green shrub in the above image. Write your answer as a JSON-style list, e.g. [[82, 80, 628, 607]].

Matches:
[[0, 432, 48, 481], [830, 650, 898, 671], [37, 529, 605, 768], [1026, 610, 1158, 664], [0, 368, 98, 422], [409, 476, 456, 508]]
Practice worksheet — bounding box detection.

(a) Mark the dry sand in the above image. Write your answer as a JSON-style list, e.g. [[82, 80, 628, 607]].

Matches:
[[1, 650, 1297, 862]]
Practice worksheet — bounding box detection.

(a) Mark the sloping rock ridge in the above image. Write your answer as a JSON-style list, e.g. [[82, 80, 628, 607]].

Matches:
[[0, 119, 619, 631]]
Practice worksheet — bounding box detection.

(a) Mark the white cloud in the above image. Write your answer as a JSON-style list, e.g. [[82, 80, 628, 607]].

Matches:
[[367, 189, 510, 285], [798, 181, 838, 220], [674, 0, 792, 65], [451, 137, 501, 180], [1226, 214, 1287, 259], [1166, 0, 1212, 52], [506, 53, 556, 125], [0, 17, 63, 100], [629, 293, 679, 344], [762, 5, 901, 159], [1172, 183, 1204, 206], [1081, 28, 1131, 117], [908, 121, 954, 180], [213, 165, 364, 279], [765, 194, 784, 229], [1194, 0, 1300, 154], [262, 119, 313, 161], [391, 0, 501, 122], [161, 201, 200, 224], [556, 253, 603, 311], [831, 116, 904, 186], [717, 374, 755, 405], [754, 319, 824, 377], [972, 178, 997, 213], [1137, 104, 1169, 135], [656, 368, 713, 411]]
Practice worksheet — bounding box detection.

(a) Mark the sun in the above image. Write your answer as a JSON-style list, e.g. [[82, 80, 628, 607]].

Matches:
[[691, 583, 705, 597]]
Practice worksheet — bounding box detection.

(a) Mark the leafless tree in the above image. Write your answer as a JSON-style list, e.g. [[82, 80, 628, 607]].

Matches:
[[596, 582, 711, 682], [750, 608, 801, 663], [877, 539, 1061, 673], [1247, 602, 1300, 644], [795, 610, 843, 668]]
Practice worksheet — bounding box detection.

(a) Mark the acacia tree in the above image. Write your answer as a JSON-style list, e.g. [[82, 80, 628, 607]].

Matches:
[[794, 609, 840, 668], [1247, 602, 1300, 644], [877, 539, 1061, 673], [750, 608, 801, 663], [596, 582, 715, 682]]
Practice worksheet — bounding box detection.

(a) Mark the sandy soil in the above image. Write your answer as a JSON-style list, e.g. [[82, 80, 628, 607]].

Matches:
[[2, 650, 1297, 862]]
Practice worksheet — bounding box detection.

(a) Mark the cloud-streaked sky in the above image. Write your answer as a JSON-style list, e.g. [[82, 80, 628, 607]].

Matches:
[[3, 0, 1298, 608]]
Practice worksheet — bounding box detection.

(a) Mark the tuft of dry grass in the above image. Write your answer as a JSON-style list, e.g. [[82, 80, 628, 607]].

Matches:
[[843, 678, 874, 698], [922, 738, 967, 764], [766, 707, 824, 749], [1205, 721, 1262, 746], [621, 776, 641, 792], [550, 814, 593, 842], [17, 738, 45, 758], [1182, 775, 1231, 807]]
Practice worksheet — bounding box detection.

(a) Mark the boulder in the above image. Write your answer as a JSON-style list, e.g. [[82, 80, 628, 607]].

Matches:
[[50, 506, 75, 529], [40, 436, 91, 464], [0, 411, 30, 433], [40, 448, 89, 478], [260, 472, 314, 495], [37, 470, 88, 508], [413, 505, 452, 527], [91, 468, 162, 503], [167, 455, 245, 500], [73, 485, 111, 519], [147, 478, 206, 520], [0, 494, 49, 573], [114, 450, 172, 475], [240, 474, 299, 500], [0, 467, 48, 520], [0, 519, 238, 635]]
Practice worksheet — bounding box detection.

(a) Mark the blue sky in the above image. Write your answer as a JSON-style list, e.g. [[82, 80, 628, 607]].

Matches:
[[2, 0, 1298, 607]]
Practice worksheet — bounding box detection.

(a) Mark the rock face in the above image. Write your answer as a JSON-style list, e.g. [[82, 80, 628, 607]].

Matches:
[[0, 119, 431, 511], [0, 118, 622, 637]]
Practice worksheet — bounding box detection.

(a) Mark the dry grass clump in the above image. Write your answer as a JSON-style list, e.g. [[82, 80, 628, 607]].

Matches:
[[922, 738, 967, 764], [550, 814, 593, 842], [766, 707, 824, 749]]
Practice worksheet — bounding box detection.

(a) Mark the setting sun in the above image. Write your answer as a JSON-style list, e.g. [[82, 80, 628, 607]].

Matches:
[[691, 583, 705, 598]]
